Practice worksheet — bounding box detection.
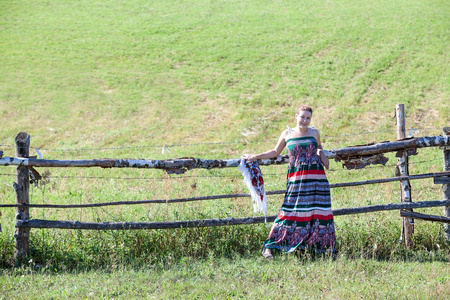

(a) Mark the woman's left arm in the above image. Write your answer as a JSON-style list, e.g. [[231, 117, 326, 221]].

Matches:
[[313, 129, 330, 170]]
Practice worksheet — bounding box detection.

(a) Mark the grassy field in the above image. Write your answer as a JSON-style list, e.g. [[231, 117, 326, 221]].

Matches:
[[1, 256, 450, 299], [0, 0, 449, 298]]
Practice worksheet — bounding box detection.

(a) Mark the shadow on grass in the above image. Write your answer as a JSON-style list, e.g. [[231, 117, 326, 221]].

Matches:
[[3, 243, 450, 278]]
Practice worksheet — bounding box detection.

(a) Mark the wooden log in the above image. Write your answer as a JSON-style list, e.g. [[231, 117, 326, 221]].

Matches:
[[396, 104, 413, 247], [332, 200, 450, 216], [400, 211, 450, 223], [16, 217, 273, 230], [442, 127, 450, 240], [14, 132, 30, 261], [326, 135, 449, 159], [416, 135, 450, 148], [329, 171, 450, 189], [434, 177, 450, 184], [15, 200, 450, 230], [2, 171, 450, 209], [2, 192, 257, 208], [0, 157, 243, 171], [0, 136, 448, 172]]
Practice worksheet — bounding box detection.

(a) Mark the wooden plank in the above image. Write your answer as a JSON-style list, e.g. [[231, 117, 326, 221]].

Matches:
[[15, 200, 450, 230], [400, 211, 450, 223]]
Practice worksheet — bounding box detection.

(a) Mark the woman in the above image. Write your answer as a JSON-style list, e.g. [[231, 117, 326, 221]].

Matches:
[[242, 105, 336, 259]]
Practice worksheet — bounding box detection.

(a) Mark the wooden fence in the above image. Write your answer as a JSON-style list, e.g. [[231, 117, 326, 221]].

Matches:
[[1, 104, 449, 261]]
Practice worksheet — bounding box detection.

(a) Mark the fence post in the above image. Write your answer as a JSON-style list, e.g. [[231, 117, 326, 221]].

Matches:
[[396, 104, 413, 247], [442, 127, 450, 241], [14, 132, 30, 262]]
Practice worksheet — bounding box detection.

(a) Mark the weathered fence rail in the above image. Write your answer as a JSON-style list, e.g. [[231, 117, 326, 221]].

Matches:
[[400, 210, 450, 224], [1, 104, 449, 262], [15, 200, 450, 230], [0, 135, 448, 174]]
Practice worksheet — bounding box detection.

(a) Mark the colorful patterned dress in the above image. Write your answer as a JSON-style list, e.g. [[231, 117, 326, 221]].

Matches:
[[263, 136, 336, 253]]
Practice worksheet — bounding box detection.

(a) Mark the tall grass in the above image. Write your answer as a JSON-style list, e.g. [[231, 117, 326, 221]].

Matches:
[[0, 148, 448, 270]]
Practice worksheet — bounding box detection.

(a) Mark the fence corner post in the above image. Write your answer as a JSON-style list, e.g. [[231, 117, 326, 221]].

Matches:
[[442, 127, 450, 241], [14, 132, 30, 263], [396, 104, 413, 247]]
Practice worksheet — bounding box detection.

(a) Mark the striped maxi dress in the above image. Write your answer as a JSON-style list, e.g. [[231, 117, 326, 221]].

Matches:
[[263, 136, 336, 253]]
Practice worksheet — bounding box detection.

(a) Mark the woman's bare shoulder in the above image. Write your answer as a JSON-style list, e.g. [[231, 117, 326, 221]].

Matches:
[[311, 127, 321, 139], [283, 127, 294, 140]]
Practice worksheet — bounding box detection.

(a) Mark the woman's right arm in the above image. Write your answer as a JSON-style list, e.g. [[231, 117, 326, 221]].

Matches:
[[242, 130, 288, 163]]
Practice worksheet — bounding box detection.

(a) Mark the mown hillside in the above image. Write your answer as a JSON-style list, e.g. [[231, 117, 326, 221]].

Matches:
[[0, 0, 448, 155], [1, 1, 449, 298], [0, 0, 449, 273]]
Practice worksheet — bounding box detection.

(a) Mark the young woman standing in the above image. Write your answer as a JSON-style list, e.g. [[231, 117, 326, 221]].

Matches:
[[242, 105, 336, 259]]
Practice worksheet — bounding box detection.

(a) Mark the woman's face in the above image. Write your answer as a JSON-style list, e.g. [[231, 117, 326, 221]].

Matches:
[[295, 110, 312, 129]]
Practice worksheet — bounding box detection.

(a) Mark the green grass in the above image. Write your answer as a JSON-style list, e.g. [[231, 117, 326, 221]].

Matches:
[[1, 256, 450, 299], [0, 0, 449, 297], [0, 0, 448, 148]]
